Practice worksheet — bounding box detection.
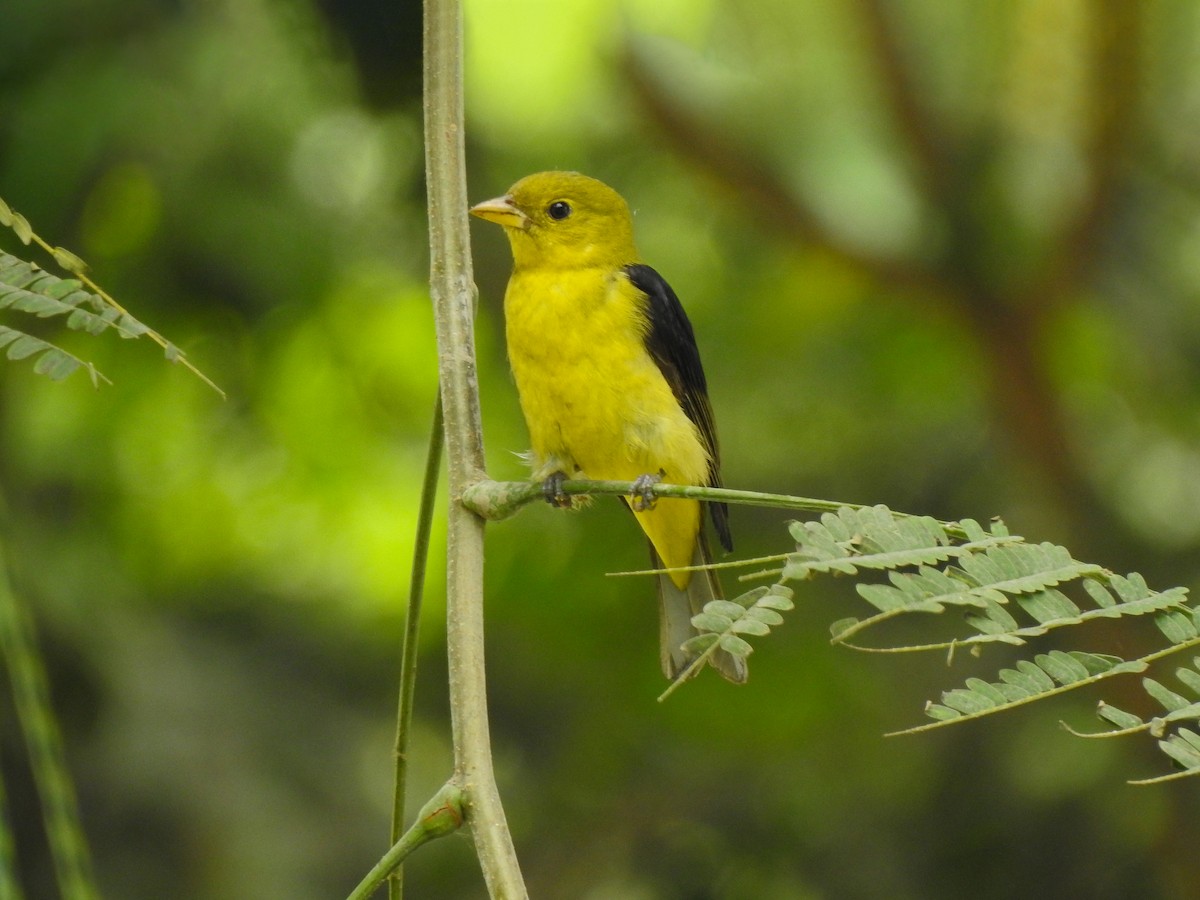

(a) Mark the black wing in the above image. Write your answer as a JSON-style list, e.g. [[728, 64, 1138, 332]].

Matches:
[[625, 263, 732, 552]]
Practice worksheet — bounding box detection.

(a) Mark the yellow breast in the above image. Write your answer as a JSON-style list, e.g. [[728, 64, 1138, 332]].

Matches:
[[504, 265, 709, 579]]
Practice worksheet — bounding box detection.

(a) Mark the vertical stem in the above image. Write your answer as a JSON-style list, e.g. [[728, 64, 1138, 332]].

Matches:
[[0, 539, 99, 900], [422, 0, 527, 896], [0, 727, 23, 900], [388, 393, 443, 900]]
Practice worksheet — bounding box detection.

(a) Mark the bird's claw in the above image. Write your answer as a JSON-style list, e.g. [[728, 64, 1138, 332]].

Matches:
[[542, 472, 572, 508], [630, 472, 662, 512]]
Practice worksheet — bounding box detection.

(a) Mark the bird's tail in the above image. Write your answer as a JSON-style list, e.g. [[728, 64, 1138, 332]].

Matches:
[[655, 534, 748, 684]]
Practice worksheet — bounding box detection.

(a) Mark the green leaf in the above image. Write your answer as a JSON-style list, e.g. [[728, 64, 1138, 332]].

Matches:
[[670, 580, 794, 691], [1037, 650, 1090, 685], [964, 677, 1008, 705], [1083, 578, 1116, 609], [12, 212, 32, 244], [119, 313, 151, 340], [1143, 678, 1190, 713], [958, 519, 987, 542], [819, 509, 854, 543], [1016, 589, 1080, 624], [51, 246, 88, 275], [784, 505, 966, 579], [718, 634, 754, 658], [1097, 702, 1143, 730], [1071, 652, 1122, 676], [1009, 660, 1056, 693], [67, 308, 102, 335], [680, 634, 718, 655], [990, 682, 1030, 702], [941, 688, 996, 714], [731, 618, 771, 637], [996, 665, 1044, 695], [965, 598, 1020, 635], [764, 497, 1199, 773], [1, 253, 121, 335], [704, 600, 751, 619], [743, 607, 784, 627], [857, 583, 910, 613], [5, 333, 44, 360], [1158, 729, 1200, 770], [691, 612, 733, 633], [829, 617, 859, 640], [1156, 610, 1198, 645], [1, 235, 221, 394], [757, 592, 795, 612], [1109, 572, 1153, 604], [32, 348, 80, 381], [731, 586, 769, 608], [0, 325, 108, 386], [1106, 659, 1152, 677], [924, 703, 962, 721], [957, 543, 1093, 596], [1176, 664, 1200, 695]]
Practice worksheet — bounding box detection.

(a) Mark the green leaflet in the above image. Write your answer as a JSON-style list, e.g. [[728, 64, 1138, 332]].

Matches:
[[1132, 729, 1200, 785], [1143, 677, 1191, 713], [804, 507, 1183, 658], [889, 654, 1151, 737], [0, 252, 140, 338], [1, 235, 222, 394], [625, 494, 1200, 781], [784, 506, 965, 579], [1156, 609, 1200, 644], [0, 326, 104, 386], [1160, 729, 1200, 769], [658, 584, 795, 702], [769, 504, 1200, 782], [1097, 702, 1143, 731]]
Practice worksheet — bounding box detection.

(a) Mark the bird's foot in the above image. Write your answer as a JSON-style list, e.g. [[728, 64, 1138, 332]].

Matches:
[[630, 472, 663, 512], [541, 471, 572, 508]]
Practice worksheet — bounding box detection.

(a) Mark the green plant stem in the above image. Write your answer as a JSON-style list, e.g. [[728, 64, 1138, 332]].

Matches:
[[388, 392, 444, 900], [460, 478, 861, 521], [463, 479, 990, 542], [0, 539, 99, 900], [887, 636, 1200, 737], [423, 0, 526, 893], [0, 749, 23, 900], [348, 783, 464, 900], [388, 396, 446, 900]]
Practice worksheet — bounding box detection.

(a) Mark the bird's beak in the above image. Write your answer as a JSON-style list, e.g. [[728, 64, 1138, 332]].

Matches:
[[469, 195, 528, 230]]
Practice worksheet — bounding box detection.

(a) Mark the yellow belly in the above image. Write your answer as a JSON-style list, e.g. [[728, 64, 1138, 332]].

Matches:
[[505, 266, 709, 585]]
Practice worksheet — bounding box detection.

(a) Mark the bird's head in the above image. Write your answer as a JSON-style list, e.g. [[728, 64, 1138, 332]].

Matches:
[[470, 171, 638, 270]]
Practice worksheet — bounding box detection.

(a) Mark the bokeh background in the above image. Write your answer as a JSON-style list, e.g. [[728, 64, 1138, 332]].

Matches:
[[3, 0, 1200, 897]]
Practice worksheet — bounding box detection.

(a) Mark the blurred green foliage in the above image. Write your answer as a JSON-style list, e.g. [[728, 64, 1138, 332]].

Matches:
[[3, 0, 1200, 897]]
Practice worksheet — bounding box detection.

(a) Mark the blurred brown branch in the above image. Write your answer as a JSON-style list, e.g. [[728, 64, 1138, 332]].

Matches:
[[854, 0, 953, 206], [621, 1, 1144, 541], [621, 46, 947, 303], [1034, 0, 1141, 298]]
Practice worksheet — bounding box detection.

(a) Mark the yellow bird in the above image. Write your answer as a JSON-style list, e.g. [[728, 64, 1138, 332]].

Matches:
[[470, 171, 746, 683]]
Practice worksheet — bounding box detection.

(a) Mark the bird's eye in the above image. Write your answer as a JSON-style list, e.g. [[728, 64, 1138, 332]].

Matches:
[[547, 200, 572, 221]]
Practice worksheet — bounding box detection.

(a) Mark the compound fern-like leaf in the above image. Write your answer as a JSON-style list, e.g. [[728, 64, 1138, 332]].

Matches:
[[0, 326, 107, 386], [657, 585, 795, 702]]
